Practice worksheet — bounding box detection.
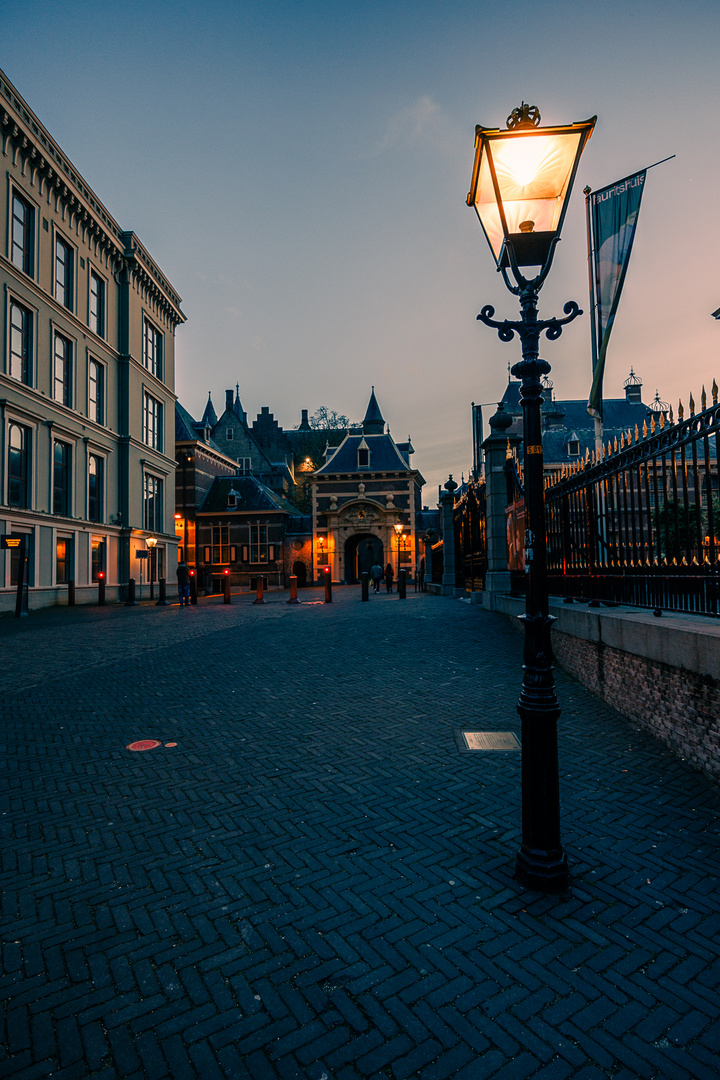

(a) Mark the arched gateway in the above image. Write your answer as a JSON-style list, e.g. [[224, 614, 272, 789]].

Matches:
[[344, 534, 384, 584]]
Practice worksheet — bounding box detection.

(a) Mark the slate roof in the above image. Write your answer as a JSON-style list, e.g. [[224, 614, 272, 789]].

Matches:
[[199, 475, 304, 516], [315, 433, 410, 475], [416, 509, 441, 534], [499, 379, 665, 465], [175, 401, 229, 457]]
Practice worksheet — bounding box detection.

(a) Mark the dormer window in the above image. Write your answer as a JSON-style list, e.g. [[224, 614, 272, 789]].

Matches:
[[568, 434, 580, 457], [227, 491, 238, 508], [357, 438, 370, 469]]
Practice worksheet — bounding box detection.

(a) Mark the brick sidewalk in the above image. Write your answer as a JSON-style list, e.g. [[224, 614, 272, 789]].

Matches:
[[1, 588, 718, 1079]]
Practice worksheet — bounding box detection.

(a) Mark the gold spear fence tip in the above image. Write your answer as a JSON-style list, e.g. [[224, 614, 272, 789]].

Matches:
[[643, 419, 648, 438], [620, 433, 625, 450], [678, 400, 683, 421], [635, 423, 640, 441], [702, 385, 707, 410], [661, 410, 666, 428], [689, 393, 695, 415], [614, 436, 619, 453], [713, 378, 719, 404]]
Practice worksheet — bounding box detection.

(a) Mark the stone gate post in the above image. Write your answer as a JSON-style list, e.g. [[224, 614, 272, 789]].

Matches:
[[482, 404, 522, 598]]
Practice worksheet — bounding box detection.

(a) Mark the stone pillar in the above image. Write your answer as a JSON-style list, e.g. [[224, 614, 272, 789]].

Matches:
[[482, 403, 522, 598], [440, 475, 459, 597]]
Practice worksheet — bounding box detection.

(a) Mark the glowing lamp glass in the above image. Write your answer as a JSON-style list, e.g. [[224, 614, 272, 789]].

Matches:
[[467, 113, 595, 270]]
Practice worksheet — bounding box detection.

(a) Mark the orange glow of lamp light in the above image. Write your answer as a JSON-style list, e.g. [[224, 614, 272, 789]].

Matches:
[[466, 103, 595, 277]]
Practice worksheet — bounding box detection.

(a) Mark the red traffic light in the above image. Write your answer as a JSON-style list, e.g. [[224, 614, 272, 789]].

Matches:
[[223, 568, 230, 575], [189, 569, 195, 576], [98, 572, 105, 579], [324, 566, 330, 574]]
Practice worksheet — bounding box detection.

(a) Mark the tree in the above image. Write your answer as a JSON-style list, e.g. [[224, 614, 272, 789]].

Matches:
[[309, 406, 350, 431]]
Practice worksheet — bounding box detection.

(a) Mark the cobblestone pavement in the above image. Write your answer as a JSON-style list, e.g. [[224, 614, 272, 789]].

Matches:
[[1, 587, 719, 1080]]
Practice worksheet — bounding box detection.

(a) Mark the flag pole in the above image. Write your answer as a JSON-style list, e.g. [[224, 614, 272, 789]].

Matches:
[[584, 186, 603, 457]]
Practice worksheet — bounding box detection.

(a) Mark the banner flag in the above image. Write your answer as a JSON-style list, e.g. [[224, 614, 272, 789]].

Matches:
[[587, 170, 646, 419]]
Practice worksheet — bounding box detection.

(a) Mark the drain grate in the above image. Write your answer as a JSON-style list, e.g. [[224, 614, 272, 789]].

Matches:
[[462, 731, 521, 751]]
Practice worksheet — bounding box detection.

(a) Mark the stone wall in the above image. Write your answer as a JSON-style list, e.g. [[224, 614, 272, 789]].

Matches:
[[480, 591, 720, 785], [552, 628, 720, 783]]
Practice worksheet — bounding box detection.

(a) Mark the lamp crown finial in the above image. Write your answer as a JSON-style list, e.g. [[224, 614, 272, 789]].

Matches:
[[507, 102, 541, 130]]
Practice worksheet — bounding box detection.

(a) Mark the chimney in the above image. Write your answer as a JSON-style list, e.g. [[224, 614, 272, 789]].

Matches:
[[225, 389, 233, 413]]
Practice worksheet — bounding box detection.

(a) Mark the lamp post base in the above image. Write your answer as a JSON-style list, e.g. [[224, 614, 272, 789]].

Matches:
[[515, 848, 569, 893]]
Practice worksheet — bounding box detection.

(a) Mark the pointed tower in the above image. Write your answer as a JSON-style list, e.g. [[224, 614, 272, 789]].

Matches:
[[234, 384, 247, 424], [201, 392, 218, 428], [362, 386, 385, 436]]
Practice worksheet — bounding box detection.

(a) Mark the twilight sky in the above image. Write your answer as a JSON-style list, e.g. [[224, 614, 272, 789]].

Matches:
[[3, 0, 719, 498]]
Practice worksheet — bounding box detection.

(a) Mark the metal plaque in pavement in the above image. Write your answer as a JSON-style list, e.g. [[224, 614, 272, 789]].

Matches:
[[462, 731, 521, 751]]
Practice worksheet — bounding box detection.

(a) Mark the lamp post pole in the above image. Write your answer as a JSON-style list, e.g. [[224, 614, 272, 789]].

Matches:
[[146, 536, 157, 601], [394, 522, 403, 578], [478, 290, 582, 892], [467, 103, 596, 893]]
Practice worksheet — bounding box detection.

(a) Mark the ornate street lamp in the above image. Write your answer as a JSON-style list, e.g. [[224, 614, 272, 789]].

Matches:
[[467, 103, 595, 892], [146, 536, 157, 601], [394, 522, 404, 578]]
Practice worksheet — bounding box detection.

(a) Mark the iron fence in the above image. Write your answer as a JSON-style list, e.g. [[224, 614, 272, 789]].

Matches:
[[454, 478, 487, 591], [543, 384, 720, 616]]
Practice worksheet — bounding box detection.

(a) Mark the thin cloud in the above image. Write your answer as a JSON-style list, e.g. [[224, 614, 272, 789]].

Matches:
[[365, 95, 459, 157]]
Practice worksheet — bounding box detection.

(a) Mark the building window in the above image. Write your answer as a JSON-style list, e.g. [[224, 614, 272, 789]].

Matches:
[[53, 441, 72, 516], [8, 423, 31, 508], [568, 439, 580, 457], [9, 300, 32, 384], [91, 537, 106, 583], [56, 537, 71, 584], [89, 359, 104, 424], [143, 473, 163, 532], [358, 448, 370, 469], [89, 271, 104, 337], [226, 428, 234, 440], [55, 237, 74, 310], [143, 317, 162, 379], [237, 457, 252, 475], [143, 391, 162, 450], [250, 524, 268, 563], [88, 454, 104, 523], [212, 525, 230, 564], [10, 533, 31, 586], [54, 333, 72, 406], [11, 192, 34, 275]]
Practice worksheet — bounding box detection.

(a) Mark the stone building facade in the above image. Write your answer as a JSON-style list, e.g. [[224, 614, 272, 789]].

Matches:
[[313, 389, 424, 583], [1, 68, 184, 610]]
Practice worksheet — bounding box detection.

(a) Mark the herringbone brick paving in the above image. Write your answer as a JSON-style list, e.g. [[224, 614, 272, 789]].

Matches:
[[1, 588, 718, 1079]]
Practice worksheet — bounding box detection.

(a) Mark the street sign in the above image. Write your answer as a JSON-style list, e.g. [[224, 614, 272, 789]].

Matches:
[[136, 550, 150, 559]]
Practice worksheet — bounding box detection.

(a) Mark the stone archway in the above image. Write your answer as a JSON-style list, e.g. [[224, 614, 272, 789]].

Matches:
[[344, 533, 384, 584]]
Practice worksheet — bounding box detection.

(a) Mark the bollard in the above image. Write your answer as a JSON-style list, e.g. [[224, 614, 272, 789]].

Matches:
[[126, 578, 137, 606], [189, 570, 198, 605], [361, 572, 369, 602], [68, 579, 76, 606], [253, 574, 265, 605], [398, 569, 406, 599], [324, 566, 332, 603], [98, 572, 106, 606], [156, 577, 169, 606], [287, 574, 299, 604], [223, 569, 231, 604]]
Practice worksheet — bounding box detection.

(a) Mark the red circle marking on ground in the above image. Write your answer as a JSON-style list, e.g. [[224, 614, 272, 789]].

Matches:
[[126, 740, 161, 752], [165, 742, 177, 747]]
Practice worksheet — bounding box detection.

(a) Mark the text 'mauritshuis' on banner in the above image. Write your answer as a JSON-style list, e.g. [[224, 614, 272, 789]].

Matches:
[[587, 170, 646, 420]]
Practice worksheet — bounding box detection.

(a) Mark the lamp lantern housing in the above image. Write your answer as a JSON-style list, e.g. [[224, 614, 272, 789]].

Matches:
[[467, 103, 596, 284]]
